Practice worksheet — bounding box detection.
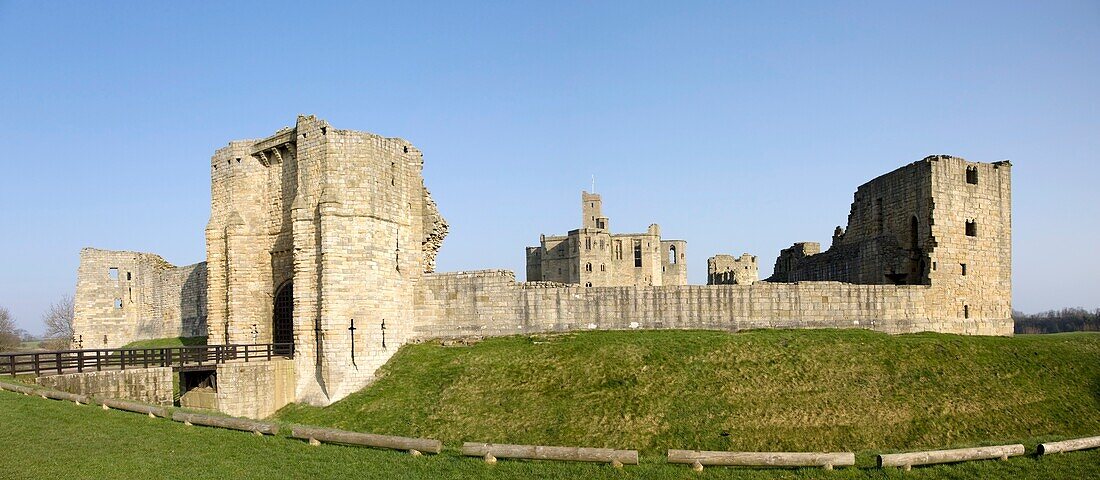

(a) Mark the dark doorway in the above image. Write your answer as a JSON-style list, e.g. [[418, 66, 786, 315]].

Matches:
[[273, 282, 294, 353]]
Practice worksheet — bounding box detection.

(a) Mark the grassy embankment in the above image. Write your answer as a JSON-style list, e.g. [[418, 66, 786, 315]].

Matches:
[[278, 329, 1100, 457], [2, 329, 1098, 478]]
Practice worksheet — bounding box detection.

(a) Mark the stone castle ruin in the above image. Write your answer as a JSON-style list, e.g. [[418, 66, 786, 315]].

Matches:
[[72, 116, 1012, 407], [525, 192, 687, 287], [707, 254, 759, 285]]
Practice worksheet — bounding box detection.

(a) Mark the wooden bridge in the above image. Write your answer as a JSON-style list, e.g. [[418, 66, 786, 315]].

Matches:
[[0, 343, 294, 377]]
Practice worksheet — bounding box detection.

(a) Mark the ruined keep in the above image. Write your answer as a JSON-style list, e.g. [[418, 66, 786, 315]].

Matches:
[[767, 155, 1012, 325], [72, 117, 1013, 409], [707, 254, 758, 285], [525, 192, 687, 287]]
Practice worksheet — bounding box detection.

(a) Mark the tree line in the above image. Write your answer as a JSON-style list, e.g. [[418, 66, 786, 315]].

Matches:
[[1013, 308, 1100, 334], [0, 296, 74, 352]]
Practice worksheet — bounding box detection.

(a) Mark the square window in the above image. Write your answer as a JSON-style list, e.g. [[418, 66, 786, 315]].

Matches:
[[966, 166, 978, 185], [108, 268, 119, 281], [965, 220, 977, 237]]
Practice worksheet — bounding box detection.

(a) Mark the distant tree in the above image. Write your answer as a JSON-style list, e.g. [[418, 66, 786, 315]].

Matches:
[[0, 306, 20, 351], [42, 295, 75, 350]]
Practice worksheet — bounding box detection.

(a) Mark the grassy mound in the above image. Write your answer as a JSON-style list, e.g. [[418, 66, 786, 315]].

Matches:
[[276, 330, 1100, 455], [123, 336, 207, 348]]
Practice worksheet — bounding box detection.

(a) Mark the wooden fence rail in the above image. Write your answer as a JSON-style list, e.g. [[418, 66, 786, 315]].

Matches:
[[0, 343, 294, 377]]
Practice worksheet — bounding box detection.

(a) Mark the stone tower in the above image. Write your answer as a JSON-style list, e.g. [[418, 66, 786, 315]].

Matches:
[[204, 115, 447, 405]]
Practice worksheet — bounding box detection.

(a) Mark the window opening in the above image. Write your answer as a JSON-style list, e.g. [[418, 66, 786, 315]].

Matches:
[[966, 166, 978, 184]]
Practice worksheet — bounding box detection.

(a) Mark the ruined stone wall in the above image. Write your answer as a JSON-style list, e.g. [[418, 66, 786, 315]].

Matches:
[[761, 156, 1011, 328], [35, 367, 174, 405], [708, 253, 758, 285], [768, 160, 934, 285], [414, 270, 1012, 338], [73, 248, 207, 348], [661, 240, 688, 285]]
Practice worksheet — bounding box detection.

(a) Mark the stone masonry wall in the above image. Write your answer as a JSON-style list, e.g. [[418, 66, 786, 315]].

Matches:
[[74, 248, 207, 348], [35, 367, 174, 405], [216, 359, 296, 419], [413, 270, 1012, 338]]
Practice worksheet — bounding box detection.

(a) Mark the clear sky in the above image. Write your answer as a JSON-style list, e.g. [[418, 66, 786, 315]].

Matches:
[[1, 1, 1097, 334]]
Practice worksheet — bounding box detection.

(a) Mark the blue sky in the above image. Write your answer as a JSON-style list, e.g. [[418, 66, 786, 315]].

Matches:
[[1, 1, 1097, 334]]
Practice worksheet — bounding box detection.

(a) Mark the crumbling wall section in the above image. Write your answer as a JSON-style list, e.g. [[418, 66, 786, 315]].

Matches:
[[768, 160, 934, 285], [73, 248, 207, 348], [708, 253, 758, 285]]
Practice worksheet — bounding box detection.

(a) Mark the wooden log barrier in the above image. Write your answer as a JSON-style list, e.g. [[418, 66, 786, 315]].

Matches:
[[462, 442, 640, 465], [290, 426, 442, 454], [1039, 436, 1100, 455], [667, 450, 854, 470], [96, 398, 170, 418], [877, 444, 1025, 469], [172, 411, 279, 435], [40, 389, 90, 404], [0, 381, 38, 395]]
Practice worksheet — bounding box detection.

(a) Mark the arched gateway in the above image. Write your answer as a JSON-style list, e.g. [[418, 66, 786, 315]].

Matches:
[[273, 282, 293, 353]]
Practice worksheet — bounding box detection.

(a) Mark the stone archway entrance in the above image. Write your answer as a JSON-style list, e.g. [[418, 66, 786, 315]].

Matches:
[[273, 282, 294, 352]]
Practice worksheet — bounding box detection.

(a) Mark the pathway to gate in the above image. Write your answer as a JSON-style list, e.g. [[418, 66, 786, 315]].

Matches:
[[0, 344, 294, 377]]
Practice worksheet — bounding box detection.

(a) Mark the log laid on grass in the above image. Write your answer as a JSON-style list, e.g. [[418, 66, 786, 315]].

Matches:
[[39, 389, 90, 404], [0, 381, 38, 395], [667, 450, 854, 469], [462, 442, 639, 465], [877, 444, 1025, 469], [1038, 436, 1100, 455], [96, 398, 170, 418], [289, 425, 442, 454], [172, 411, 279, 435]]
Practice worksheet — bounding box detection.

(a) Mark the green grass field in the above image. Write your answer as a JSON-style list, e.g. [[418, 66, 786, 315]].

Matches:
[[2, 329, 1098, 478], [0, 388, 1097, 479]]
